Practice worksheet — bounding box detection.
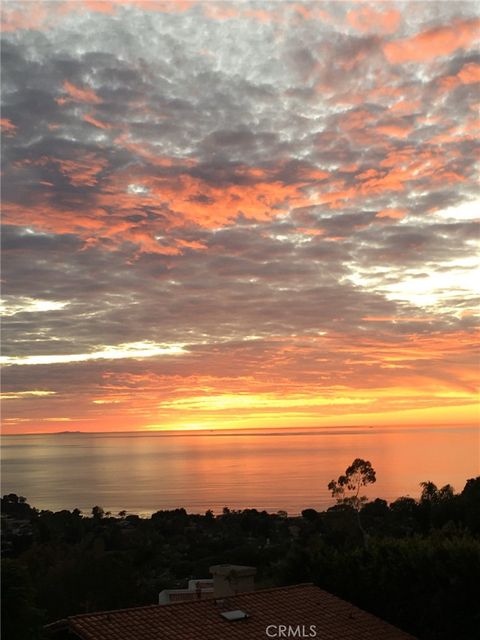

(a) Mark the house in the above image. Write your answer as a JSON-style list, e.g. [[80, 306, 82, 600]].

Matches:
[[158, 564, 255, 604], [45, 565, 416, 640], [158, 578, 214, 604]]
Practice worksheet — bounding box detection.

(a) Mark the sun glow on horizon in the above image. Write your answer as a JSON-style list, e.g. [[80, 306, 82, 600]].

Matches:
[[143, 402, 479, 433]]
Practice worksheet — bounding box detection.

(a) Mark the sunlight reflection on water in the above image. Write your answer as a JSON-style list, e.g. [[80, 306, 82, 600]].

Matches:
[[1, 425, 478, 515]]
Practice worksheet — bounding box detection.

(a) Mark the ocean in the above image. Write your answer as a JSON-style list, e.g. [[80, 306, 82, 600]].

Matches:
[[1, 424, 478, 516]]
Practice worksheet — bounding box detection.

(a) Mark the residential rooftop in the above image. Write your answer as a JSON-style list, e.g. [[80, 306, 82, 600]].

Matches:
[[46, 583, 416, 640]]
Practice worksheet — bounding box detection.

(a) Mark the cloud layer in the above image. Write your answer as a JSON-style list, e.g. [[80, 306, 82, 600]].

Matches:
[[1, 1, 479, 432]]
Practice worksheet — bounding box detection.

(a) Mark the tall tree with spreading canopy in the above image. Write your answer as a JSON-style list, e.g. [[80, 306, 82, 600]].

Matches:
[[328, 458, 377, 548]]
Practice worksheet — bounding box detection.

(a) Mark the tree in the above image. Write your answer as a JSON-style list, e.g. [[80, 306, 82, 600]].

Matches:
[[92, 506, 104, 520], [420, 481, 438, 502], [420, 481, 455, 503], [1, 559, 43, 639], [1, 494, 36, 519], [328, 458, 376, 548], [328, 458, 376, 509], [461, 477, 480, 533], [302, 508, 318, 522]]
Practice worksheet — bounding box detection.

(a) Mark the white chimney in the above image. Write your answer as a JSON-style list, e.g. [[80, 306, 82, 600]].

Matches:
[[209, 564, 256, 598]]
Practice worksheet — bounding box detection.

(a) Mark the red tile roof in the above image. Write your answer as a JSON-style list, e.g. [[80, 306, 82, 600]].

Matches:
[[46, 583, 416, 640]]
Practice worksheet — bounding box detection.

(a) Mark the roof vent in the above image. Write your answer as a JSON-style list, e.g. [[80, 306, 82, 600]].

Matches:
[[220, 610, 250, 621]]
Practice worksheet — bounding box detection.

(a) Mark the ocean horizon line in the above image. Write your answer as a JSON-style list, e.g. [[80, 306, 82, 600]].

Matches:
[[2, 422, 478, 438]]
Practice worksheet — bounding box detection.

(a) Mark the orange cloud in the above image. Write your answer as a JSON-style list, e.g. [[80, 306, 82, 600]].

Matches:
[[296, 227, 325, 237], [458, 62, 480, 84], [390, 99, 421, 113], [0, 3, 49, 32], [356, 168, 406, 195], [0, 118, 17, 134], [348, 6, 401, 34], [376, 208, 408, 220], [384, 18, 480, 64], [376, 122, 413, 139], [356, 168, 378, 181], [56, 153, 108, 187], [83, 0, 196, 14], [3, 154, 328, 255], [175, 238, 207, 251], [7, 139, 456, 241], [202, 3, 240, 21], [367, 85, 404, 101], [439, 62, 480, 92], [296, 167, 330, 182], [84, 113, 110, 129], [3, 326, 478, 433], [83, 0, 117, 14], [428, 120, 478, 145], [1, 0, 199, 33], [243, 8, 277, 23], [59, 81, 103, 105], [292, 4, 330, 22], [132, 0, 195, 13], [12, 153, 109, 189], [328, 147, 448, 204], [339, 109, 376, 132], [378, 147, 452, 188], [96, 159, 322, 232]]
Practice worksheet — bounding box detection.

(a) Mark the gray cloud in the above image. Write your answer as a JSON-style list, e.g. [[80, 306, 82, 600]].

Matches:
[[1, 1, 479, 428]]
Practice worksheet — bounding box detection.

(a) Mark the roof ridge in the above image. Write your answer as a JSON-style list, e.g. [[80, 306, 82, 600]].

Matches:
[[67, 583, 317, 620], [230, 582, 316, 596]]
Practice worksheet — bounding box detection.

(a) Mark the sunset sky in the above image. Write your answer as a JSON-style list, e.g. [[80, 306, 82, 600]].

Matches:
[[1, 0, 479, 434]]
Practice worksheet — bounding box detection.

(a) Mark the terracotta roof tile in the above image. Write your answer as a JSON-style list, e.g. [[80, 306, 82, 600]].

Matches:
[[51, 584, 416, 640]]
